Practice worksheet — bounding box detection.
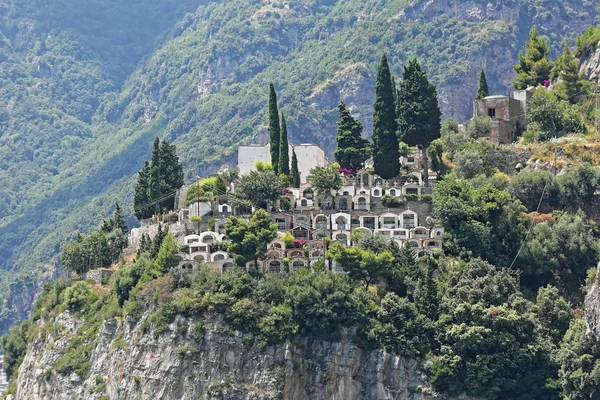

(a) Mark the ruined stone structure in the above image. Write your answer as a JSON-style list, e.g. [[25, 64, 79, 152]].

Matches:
[[473, 88, 535, 144]]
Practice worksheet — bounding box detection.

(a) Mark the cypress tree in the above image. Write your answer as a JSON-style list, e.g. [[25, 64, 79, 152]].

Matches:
[[291, 150, 300, 188], [159, 139, 184, 211], [372, 54, 400, 179], [397, 58, 441, 186], [477, 69, 489, 99], [279, 112, 290, 175], [268, 83, 281, 174], [134, 161, 151, 219], [149, 137, 164, 214], [334, 102, 371, 172], [513, 26, 552, 89]]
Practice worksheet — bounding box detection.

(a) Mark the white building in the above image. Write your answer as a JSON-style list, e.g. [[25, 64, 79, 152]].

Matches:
[[237, 143, 327, 184]]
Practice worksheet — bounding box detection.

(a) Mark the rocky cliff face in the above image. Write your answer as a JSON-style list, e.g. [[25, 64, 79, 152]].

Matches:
[[14, 312, 439, 400], [585, 264, 600, 341], [580, 41, 600, 82]]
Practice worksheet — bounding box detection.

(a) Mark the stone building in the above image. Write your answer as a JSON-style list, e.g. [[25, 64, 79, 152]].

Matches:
[[237, 143, 327, 184], [473, 88, 535, 144]]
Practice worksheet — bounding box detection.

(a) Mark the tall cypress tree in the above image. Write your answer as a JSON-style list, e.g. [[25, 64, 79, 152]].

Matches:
[[268, 83, 281, 174], [134, 161, 151, 219], [148, 137, 165, 215], [477, 69, 489, 99], [159, 139, 184, 211], [397, 58, 441, 186], [372, 54, 400, 179], [279, 112, 290, 175], [291, 150, 300, 188], [334, 102, 371, 172]]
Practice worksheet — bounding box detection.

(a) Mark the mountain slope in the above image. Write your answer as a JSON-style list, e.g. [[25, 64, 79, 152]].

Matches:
[[0, 0, 598, 333]]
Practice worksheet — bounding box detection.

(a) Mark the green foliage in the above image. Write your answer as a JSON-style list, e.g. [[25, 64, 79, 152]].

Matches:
[[328, 241, 393, 288], [507, 169, 559, 211], [185, 176, 226, 206], [433, 174, 527, 267], [232, 169, 284, 209], [334, 102, 371, 172], [134, 138, 184, 219], [557, 164, 600, 208], [368, 293, 433, 356], [307, 165, 343, 203], [513, 26, 552, 89], [397, 58, 442, 148], [551, 45, 588, 103], [535, 285, 573, 344], [575, 25, 600, 57], [61, 281, 99, 313], [114, 262, 145, 306], [372, 54, 399, 179], [139, 234, 181, 284], [1, 320, 31, 379], [439, 118, 468, 159], [476, 69, 489, 99], [268, 83, 281, 174], [526, 90, 585, 138], [557, 317, 600, 400], [225, 209, 277, 267], [278, 112, 290, 176], [61, 205, 128, 275], [291, 151, 300, 188], [431, 259, 557, 400], [466, 116, 491, 139]]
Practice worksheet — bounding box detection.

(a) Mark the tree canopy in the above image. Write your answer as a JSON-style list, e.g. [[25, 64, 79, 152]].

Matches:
[[268, 83, 281, 174], [334, 102, 371, 172], [372, 54, 400, 179], [513, 26, 552, 89], [225, 209, 277, 267]]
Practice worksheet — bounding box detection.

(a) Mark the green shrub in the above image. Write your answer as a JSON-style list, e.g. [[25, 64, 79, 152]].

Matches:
[[404, 194, 419, 201], [421, 194, 432, 202], [60, 281, 98, 313]]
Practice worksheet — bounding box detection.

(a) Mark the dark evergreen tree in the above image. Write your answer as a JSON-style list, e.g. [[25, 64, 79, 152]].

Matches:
[[477, 69, 489, 99], [149, 137, 164, 214], [397, 58, 441, 186], [134, 161, 152, 219], [334, 102, 371, 172], [268, 83, 281, 173], [291, 150, 300, 188], [278, 112, 290, 175], [513, 26, 552, 89], [159, 139, 184, 211], [372, 54, 400, 179], [133, 138, 184, 220]]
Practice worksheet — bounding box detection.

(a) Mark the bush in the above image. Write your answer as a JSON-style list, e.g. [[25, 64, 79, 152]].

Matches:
[[404, 194, 419, 201], [466, 116, 491, 139], [1, 320, 31, 379], [61, 281, 99, 313], [381, 194, 404, 207]]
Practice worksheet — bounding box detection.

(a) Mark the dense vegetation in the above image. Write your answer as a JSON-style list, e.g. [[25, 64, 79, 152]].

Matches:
[[0, 0, 597, 335]]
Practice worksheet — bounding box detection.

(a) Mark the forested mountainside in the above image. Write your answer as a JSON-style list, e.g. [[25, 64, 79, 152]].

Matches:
[[0, 0, 599, 334]]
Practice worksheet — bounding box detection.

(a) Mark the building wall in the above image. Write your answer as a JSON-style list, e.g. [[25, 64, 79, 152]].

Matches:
[[238, 144, 271, 175], [294, 144, 327, 184]]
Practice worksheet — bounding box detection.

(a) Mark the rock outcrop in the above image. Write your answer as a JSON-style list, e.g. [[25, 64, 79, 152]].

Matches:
[[579, 41, 600, 82], [585, 264, 600, 341], [15, 312, 439, 400]]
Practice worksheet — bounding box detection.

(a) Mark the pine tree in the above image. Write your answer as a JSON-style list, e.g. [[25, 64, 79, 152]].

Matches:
[[477, 69, 489, 99], [291, 150, 300, 188], [334, 102, 371, 172], [551, 44, 586, 103], [278, 112, 290, 175], [372, 54, 400, 179], [113, 203, 128, 234], [513, 26, 552, 89], [268, 83, 281, 174], [397, 58, 441, 186]]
